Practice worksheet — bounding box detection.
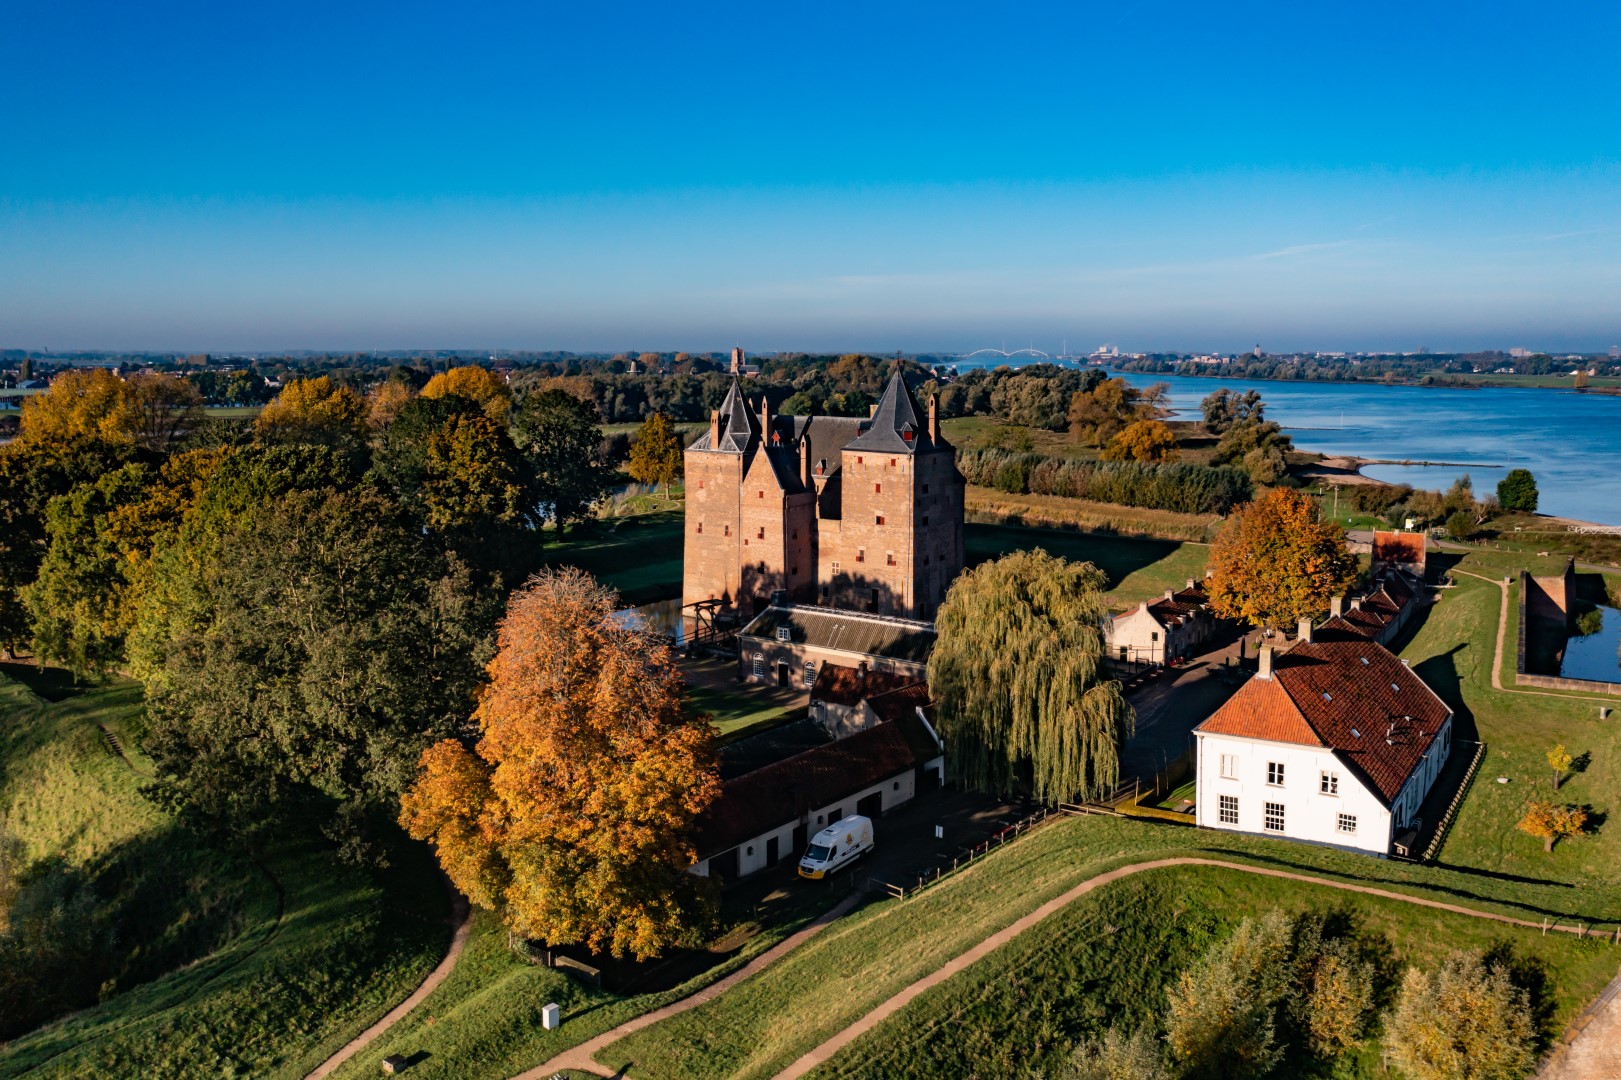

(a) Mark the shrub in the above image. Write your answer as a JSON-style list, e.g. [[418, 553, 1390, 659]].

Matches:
[[957, 449, 1252, 515]]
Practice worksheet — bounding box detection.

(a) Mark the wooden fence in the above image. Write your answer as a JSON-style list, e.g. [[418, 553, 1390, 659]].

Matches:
[[868, 806, 1057, 901]]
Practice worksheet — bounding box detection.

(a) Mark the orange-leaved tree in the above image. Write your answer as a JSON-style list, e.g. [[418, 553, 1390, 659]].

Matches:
[[1101, 419, 1180, 463], [1518, 801, 1587, 852], [1206, 487, 1358, 631], [400, 567, 721, 959], [254, 375, 368, 449]]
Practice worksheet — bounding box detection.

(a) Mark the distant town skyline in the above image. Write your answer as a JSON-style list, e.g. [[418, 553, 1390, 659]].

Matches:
[[4, 2, 1618, 351]]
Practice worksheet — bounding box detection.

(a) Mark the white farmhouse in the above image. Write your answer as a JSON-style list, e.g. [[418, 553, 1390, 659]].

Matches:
[[1194, 633, 1453, 857]]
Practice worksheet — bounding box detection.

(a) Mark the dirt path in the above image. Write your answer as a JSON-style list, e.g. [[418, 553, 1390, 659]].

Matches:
[[305, 893, 471, 1080], [514, 891, 865, 1080], [1539, 969, 1621, 1080], [774, 856, 1617, 1080]]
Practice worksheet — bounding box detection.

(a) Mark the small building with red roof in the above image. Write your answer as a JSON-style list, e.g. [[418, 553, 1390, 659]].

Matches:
[[1107, 578, 1215, 665], [1193, 624, 1453, 857]]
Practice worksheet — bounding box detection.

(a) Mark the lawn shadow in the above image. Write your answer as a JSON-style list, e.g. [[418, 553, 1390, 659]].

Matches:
[[1412, 643, 1480, 743], [0, 660, 87, 703], [964, 522, 1184, 584]]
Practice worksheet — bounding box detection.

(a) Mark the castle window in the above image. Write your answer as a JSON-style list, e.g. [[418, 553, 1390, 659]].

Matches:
[[923, 483, 929, 494], [699, 480, 705, 489], [856, 456, 863, 464], [856, 549, 865, 563], [886, 551, 896, 567], [697, 522, 703, 533], [791, 566, 798, 575], [922, 516, 929, 525], [758, 491, 764, 499], [758, 562, 766, 573], [874, 483, 882, 494], [890, 458, 897, 466], [724, 525, 730, 536], [757, 527, 765, 539], [831, 561, 841, 575], [875, 515, 885, 526]]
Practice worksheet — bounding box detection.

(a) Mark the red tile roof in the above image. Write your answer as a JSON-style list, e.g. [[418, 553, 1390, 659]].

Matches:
[[810, 663, 921, 707], [866, 681, 931, 725], [1197, 639, 1452, 805], [696, 713, 940, 855], [1373, 531, 1427, 569]]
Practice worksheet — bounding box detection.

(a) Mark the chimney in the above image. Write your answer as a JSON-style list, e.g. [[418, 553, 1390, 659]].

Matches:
[[1297, 617, 1313, 644], [1164, 589, 1175, 601], [857, 660, 869, 683], [928, 394, 940, 442], [1186, 578, 1197, 591], [868, 402, 879, 419], [1350, 598, 1363, 612], [1257, 645, 1274, 680], [1331, 596, 1345, 618], [709, 408, 721, 446], [804, 443, 816, 488]]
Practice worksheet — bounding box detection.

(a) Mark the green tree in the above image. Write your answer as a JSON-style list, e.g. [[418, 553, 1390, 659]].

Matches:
[[927, 550, 1133, 804], [1445, 509, 1478, 540], [1293, 937, 1376, 1057], [1383, 952, 1535, 1080], [511, 389, 615, 528], [0, 437, 138, 657], [1200, 387, 1265, 434], [1497, 468, 1539, 513], [1165, 910, 1294, 1078], [626, 411, 686, 497], [140, 488, 495, 860], [1206, 487, 1358, 631]]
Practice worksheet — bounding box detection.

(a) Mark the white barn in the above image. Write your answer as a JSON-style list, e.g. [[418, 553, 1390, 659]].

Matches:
[[1194, 634, 1453, 857]]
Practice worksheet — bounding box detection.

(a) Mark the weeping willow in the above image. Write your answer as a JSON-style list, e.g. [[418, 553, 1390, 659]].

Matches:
[[927, 549, 1134, 804]]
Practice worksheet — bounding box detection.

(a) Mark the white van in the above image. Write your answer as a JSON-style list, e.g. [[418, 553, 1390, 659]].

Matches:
[[797, 815, 873, 879]]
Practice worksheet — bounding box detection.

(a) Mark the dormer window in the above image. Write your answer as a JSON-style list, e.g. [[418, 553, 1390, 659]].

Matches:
[[817, 458, 828, 475], [901, 426, 914, 443]]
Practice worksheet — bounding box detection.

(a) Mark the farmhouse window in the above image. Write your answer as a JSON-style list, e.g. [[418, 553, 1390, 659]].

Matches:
[[1320, 771, 1340, 796], [831, 561, 841, 575], [803, 661, 816, 686], [752, 655, 765, 678], [1264, 802, 1285, 832], [1337, 813, 1357, 834], [1220, 754, 1238, 780], [1219, 795, 1239, 825], [1266, 762, 1285, 787]]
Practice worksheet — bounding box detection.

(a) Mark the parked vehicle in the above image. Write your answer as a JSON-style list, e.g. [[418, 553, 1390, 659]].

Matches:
[[797, 815, 873, 879]]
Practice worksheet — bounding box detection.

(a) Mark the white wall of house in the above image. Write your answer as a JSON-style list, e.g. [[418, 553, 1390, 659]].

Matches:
[[1195, 732, 1394, 855], [693, 753, 945, 879], [1108, 605, 1170, 665]]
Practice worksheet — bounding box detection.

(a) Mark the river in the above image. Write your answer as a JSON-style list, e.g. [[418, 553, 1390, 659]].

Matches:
[[1096, 372, 1621, 525]]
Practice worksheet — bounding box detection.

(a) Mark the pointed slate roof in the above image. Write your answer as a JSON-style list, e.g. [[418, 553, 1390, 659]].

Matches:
[[846, 369, 943, 454], [686, 377, 760, 453]]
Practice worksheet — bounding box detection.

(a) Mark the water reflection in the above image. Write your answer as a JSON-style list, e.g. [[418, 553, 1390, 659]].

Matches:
[[614, 598, 686, 647], [1562, 604, 1621, 685]]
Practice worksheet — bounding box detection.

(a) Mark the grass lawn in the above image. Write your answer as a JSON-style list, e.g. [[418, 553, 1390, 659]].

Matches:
[[1152, 779, 1197, 811], [964, 521, 1208, 611], [686, 679, 801, 736], [544, 509, 684, 605], [809, 864, 1619, 1080], [0, 670, 453, 1078], [1398, 566, 1621, 888], [601, 810, 1621, 1080]]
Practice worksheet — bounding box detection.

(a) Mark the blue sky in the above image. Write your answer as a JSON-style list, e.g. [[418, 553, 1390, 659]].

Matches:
[[3, 1, 1619, 353]]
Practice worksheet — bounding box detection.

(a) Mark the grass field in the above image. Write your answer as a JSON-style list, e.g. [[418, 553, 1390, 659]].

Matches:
[[964, 521, 1209, 611], [809, 864, 1619, 1080], [601, 809, 1621, 1080], [544, 509, 684, 605], [1399, 562, 1621, 888], [0, 671, 453, 1078], [965, 486, 1223, 542]]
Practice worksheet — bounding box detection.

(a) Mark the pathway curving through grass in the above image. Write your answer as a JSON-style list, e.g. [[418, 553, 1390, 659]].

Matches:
[[774, 856, 1616, 1080]]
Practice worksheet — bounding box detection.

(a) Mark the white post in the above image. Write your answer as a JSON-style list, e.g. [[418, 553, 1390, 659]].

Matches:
[[542, 1002, 562, 1030]]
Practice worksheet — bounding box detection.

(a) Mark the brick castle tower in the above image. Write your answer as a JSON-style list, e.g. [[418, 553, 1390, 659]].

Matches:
[[682, 368, 964, 632]]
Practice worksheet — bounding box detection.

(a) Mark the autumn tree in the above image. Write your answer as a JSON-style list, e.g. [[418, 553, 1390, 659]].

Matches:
[[1383, 952, 1536, 1080], [1518, 801, 1587, 852], [399, 568, 721, 959], [927, 550, 1133, 804], [1056, 1026, 1172, 1080], [254, 375, 369, 451], [141, 488, 494, 859], [510, 388, 615, 529], [1165, 910, 1294, 1078], [1100, 419, 1180, 463], [1497, 468, 1539, 513], [1207, 487, 1358, 631], [1547, 743, 1573, 790], [626, 411, 685, 496], [1067, 377, 1169, 447], [15, 368, 131, 445], [365, 377, 417, 430], [120, 371, 204, 452], [1287, 920, 1377, 1058], [421, 365, 511, 424]]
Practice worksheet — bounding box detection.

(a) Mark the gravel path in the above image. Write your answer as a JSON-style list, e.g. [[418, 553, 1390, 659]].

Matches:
[[305, 892, 472, 1079]]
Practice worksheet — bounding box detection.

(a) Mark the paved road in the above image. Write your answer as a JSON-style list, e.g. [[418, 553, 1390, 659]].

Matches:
[[1538, 971, 1621, 1080], [1118, 629, 1248, 786], [774, 856, 1619, 1080]]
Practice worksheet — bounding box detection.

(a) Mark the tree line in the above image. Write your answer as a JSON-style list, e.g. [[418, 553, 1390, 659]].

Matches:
[[957, 449, 1254, 515]]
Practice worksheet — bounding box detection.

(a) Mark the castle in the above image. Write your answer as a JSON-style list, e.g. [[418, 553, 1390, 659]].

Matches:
[[682, 368, 965, 634]]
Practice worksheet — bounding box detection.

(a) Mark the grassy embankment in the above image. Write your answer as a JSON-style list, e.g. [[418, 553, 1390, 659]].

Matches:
[[0, 670, 451, 1080], [808, 865, 1618, 1080]]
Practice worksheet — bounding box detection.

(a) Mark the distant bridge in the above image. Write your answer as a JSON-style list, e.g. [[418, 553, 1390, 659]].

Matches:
[[957, 348, 1053, 361]]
